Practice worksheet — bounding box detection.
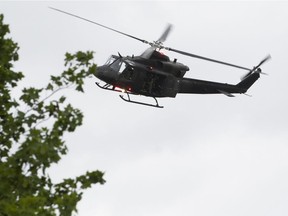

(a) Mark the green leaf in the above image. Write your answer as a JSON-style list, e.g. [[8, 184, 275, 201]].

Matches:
[[0, 14, 103, 216]]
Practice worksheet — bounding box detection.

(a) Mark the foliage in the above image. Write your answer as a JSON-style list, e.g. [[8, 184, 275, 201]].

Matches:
[[0, 14, 105, 216]]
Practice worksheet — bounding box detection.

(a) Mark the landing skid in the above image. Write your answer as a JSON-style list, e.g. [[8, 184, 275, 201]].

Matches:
[[95, 82, 163, 108], [120, 93, 163, 108]]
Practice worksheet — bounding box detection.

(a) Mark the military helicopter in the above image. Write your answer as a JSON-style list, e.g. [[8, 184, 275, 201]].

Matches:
[[50, 7, 271, 108]]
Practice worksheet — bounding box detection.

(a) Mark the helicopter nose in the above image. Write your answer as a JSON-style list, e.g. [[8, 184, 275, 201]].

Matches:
[[95, 66, 107, 81], [95, 65, 118, 83], [94, 66, 102, 78]]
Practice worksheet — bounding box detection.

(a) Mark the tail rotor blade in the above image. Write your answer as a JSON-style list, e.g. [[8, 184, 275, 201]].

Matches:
[[254, 54, 271, 69], [241, 55, 271, 80]]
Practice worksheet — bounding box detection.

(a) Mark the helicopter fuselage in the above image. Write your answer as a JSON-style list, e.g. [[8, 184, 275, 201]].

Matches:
[[95, 50, 259, 99], [95, 51, 190, 98]]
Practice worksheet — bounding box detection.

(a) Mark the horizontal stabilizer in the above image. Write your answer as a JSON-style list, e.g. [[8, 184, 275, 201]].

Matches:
[[218, 90, 235, 97]]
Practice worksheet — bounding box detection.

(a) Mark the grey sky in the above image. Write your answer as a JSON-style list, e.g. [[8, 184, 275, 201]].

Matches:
[[1, 1, 288, 216]]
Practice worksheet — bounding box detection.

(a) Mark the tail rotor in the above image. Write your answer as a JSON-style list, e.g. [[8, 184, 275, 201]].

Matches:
[[241, 55, 271, 80]]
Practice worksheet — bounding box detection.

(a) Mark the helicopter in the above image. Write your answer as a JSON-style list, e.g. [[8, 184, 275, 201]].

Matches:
[[50, 7, 271, 108]]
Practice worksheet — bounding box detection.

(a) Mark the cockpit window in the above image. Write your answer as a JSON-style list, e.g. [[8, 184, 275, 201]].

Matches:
[[105, 55, 126, 73], [105, 55, 118, 66]]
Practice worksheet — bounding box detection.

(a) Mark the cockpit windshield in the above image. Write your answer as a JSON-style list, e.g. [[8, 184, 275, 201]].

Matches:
[[105, 55, 118, 66], [105, 55, 126, 73]]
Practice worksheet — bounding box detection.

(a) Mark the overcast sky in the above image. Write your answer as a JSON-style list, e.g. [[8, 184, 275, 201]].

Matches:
[[1, 1, 288, 216]]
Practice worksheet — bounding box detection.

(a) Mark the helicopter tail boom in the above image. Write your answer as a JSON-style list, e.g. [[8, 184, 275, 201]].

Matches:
[[178, 71, 260, 96]]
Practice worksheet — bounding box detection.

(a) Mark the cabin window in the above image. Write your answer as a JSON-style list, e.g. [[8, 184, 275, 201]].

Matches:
[[119, 62, 126, 73], [110, 59, 121, 71]]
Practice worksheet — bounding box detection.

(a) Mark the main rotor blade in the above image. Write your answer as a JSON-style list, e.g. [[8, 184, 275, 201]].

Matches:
[[141, 47, 156, 59], [157, 24, 173, 43], [49, 7, 147, 44], [167, 47, 251, 71], [49, 7, 256, 71]]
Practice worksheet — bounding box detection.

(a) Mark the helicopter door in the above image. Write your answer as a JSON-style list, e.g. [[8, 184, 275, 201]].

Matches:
[[121, 66, 134, 80]]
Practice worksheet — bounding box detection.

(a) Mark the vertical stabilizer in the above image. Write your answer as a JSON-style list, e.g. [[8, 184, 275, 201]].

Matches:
[[236, 73, 260, 92]]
